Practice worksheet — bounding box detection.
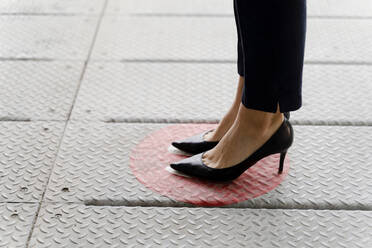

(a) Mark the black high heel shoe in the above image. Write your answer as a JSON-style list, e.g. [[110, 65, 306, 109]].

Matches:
[[170, 118, 293, 181], [171, 129, 219, 155], [171, 112, 290, 155]]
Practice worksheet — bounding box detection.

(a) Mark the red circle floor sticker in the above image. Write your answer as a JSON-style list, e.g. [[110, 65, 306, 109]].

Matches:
[[129, 124, 290, 207]]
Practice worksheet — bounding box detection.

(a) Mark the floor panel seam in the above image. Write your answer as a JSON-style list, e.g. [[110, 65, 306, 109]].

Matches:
[[24, 119, 69, 248], [2, 58, 372, 65], [24, 1, 109, 247], [1, 119, 372, 127], [66, 0, 108, 121], [1, 13, 372, 19], [37, 200, 372, 212]]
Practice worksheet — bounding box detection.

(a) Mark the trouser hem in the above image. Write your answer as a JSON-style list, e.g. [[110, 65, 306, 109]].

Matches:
[[241, 88, 302, 113]]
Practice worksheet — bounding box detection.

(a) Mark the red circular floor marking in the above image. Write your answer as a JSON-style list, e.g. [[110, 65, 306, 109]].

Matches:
[[129, 124, 290, 207]]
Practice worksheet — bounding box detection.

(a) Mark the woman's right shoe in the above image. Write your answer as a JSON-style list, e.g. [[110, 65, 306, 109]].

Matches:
[[171, 112, 290, 155]]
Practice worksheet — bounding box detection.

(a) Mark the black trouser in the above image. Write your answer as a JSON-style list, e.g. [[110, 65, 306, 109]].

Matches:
[[234, 0, 307, 113]]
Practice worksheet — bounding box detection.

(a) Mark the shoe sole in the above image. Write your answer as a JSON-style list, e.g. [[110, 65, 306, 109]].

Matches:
[[167, 144, 194, 156], [165, 165, 193, 178]]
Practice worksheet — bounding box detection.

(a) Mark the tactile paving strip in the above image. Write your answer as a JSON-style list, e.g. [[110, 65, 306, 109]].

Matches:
[[0, 122, 64, 202], [72, 62, 372, 125], [29, 204, 372, 248], [91, 16, 372, 63], [0, 0, 104, 14], [0, 16, 98, 59], [130, 124, 290, 206], [106, 0, 372, 17], [0, 203, 38, 248], [0, 61, 83, 121], [44, 122, 372, 210]]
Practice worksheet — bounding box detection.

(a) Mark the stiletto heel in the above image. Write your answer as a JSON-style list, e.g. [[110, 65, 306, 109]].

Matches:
[[284, 111, 290, 120], [278, 150, 287, 174]]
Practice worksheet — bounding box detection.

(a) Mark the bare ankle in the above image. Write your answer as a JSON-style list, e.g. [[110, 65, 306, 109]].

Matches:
[[234, 104, 284, 136]]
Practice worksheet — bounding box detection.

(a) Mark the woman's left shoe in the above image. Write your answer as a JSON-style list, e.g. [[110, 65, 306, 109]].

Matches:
[[171, 129, 219, 155], [171, 112, 290, 155], [170, 118, 294, 181]]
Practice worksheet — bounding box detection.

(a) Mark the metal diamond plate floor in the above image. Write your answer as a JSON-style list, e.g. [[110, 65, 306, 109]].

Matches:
[[71, 62, 236, 122], [0, 0, 104, 14], [29, 204, 372, 248], [0, 61, 83, 121], [0, 15, 98, 59], [308, 0, 372, 17], [71, 62, 372, 125], [0, 122, 64, 202], [106, 0, 372, 17], [106, 0, 233, 15], [0, 203, 38, 248], [1, 0, 372, 247], [91, 16, 372, 63], [44, 122, 372, 210]]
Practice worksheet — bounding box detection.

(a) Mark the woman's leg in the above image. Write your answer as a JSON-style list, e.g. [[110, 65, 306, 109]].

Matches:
[[203, 0, 247, 141], [202, 0, 306, 169], [203, 77, 243, 141]]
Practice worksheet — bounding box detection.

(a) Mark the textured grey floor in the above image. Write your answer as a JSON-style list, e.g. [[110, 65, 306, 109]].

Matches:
[[0, 61, 83, 121], [0, 204, 38, 248], [91, 16, 372, 63], [71, 63, 372, 125], [0, 0, 105, 14], [0, 122, 64, 202], [105, 0, 372, 17], [0, 16, 98, 59], [43, 122, 372, 210], [29, 204, 372, 248], [1, 0, 372, 247]]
